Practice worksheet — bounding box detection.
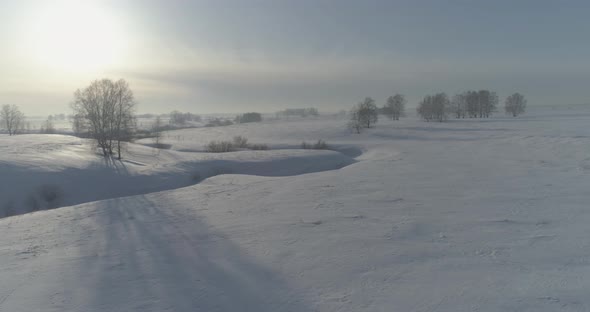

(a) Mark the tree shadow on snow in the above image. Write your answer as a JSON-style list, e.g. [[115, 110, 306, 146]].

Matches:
[[77, 195, 311, 312]]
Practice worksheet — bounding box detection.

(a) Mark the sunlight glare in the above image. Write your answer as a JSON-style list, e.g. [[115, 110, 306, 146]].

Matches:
[[27, 0, 126, 72]]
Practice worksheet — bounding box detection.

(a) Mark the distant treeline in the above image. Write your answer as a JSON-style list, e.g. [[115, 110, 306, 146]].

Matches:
[[347, 91, 527, 132], [275, 108, 319, 118], [417, 91, 527, 122]]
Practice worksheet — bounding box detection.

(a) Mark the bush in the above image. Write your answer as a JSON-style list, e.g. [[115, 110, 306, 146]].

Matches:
[[38, 184, 63, 209], [24, 184, 64, 212], [205, 118, 233, 127], [249, 143, 269, 150], [207, 137, 270, 152], [232, 136, 249, 148], [206, 141, 234, 153], [301, 140, 329, 150], [170, 111, 201, 125], [235, 112, 262, 123]]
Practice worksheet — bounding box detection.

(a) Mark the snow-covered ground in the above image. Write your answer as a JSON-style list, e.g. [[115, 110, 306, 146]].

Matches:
[[0, 135, 353, 217], [2, 107, 590, 311]]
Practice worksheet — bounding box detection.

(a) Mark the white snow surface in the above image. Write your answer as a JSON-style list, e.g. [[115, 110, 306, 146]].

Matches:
[[2, 108, 590, 311], [0, 135, 354, 216]]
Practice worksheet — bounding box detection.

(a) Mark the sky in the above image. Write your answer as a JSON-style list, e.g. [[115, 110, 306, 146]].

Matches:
[[1, 0, 590, 115]]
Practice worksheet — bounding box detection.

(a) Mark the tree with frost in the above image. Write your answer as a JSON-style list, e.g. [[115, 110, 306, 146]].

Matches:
[[347, 109, 363, 133], [355, 97, 378, 128], [384, 94, 406, 121], [504, 93, 527, 117], [71, 79, 136, 158], [417, 93, 449, 122], [151, 116, 163, 147], [451, 93, 467, 118], [477, 90, 498, 118], [0, 104, 25, 135], [40, 118, 56, 134]]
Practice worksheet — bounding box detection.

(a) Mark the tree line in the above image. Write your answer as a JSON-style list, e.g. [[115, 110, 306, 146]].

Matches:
[[348, 94, 406, 133], [347, 91, 526, 132], [418, 91, 526, 122], [2, 81, 529, 158]]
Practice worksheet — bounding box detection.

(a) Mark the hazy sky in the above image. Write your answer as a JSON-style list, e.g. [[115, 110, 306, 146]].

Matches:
[[1, 0, 590, 115]]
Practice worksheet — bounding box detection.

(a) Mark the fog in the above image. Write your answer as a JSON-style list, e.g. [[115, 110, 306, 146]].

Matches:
[[2, 0, 590, 115]]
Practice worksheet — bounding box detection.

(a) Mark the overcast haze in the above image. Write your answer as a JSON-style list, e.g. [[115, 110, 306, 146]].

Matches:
[[1, 0, 589, 115]]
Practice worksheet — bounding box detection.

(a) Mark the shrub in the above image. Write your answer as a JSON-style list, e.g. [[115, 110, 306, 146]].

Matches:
[[23, 185, 64, 212], [37, 184, 63, 209], [232, 136, 249, 148], [301, 140, 329, 150], [205, 118, 234, 127], [207, 138, 269, 152], [206, 141, 234, 153], [235, 112, 262, 123], [249, 143, 269, 150]]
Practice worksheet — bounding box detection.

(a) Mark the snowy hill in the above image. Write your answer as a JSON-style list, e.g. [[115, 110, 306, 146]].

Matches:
[[0, 134, 354, 217], [2, 108, 590, 311]]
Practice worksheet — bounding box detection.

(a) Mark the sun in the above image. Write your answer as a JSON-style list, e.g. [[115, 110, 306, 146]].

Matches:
[[27, 0, 126, 72]]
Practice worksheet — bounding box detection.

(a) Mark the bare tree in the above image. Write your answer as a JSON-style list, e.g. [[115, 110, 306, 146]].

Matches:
[[70, 113, 88, 137], [417, 96, 431, 121], [113, 79, 136, 159], [71, 79, 136, 158], [348, 97, 379, 132], [417, 93, 449, 122], [465, 90, 479, 118], [451, 93, 467, 118], [151, 116, 163, 147], [235, 112, 262, 123], [505, 93, 527, 117], [478, 90, 498, 118], [40, 118, 56, 134], [384, 94, 406, 120], [0, 104, 25, 135], [347, 109, 363, 133], [359, 97, 379, 128], [169, 111, 201, 126]]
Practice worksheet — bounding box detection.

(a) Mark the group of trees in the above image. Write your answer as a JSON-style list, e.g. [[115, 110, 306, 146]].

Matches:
[[448, 90, 499, 119], [346, 91, 526, 130], [235, 112, 262, 123], [205, 118, 234, 127], [276, 108, 319, 118], [69, 78, 264, 158], [0, 104, 26, 135], [348, 97, 379, 133], [39, 118, 56, 134], [348, 94, 406, 133], [417, 93, 451, 122], [417, 91, 527, 122], [169, 111, 201, 125], [3, 77, 530, 161], [71, 79, 136, 159], [1, 107, 66, 135], [383, 94, 406, 120], [47, 114, 66, 121]]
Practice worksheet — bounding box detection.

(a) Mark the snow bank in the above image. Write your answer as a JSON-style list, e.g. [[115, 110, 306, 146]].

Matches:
[[0, 134, 355, 217]]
